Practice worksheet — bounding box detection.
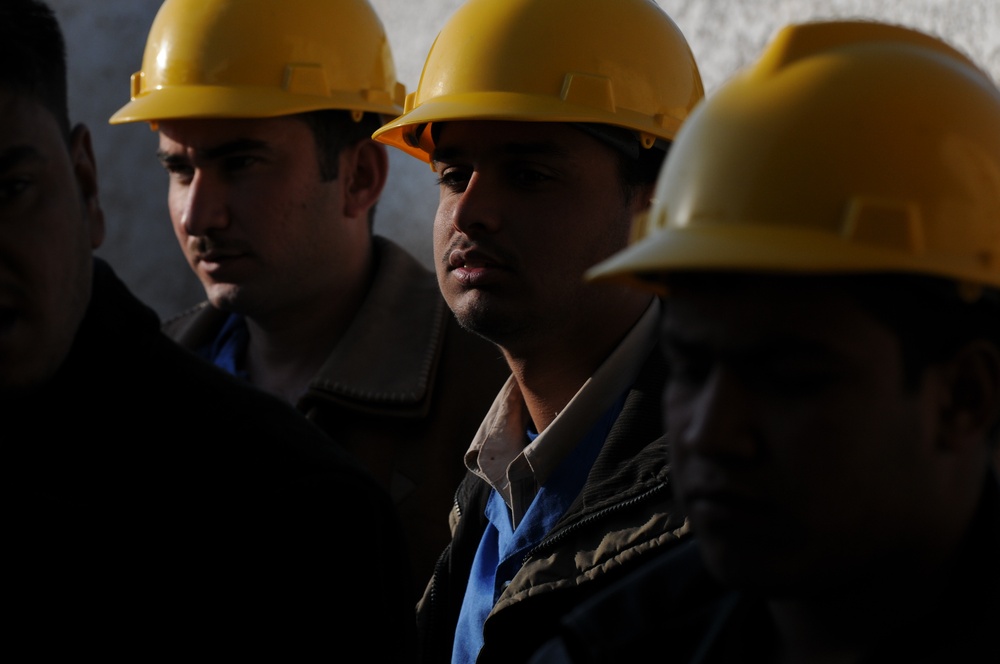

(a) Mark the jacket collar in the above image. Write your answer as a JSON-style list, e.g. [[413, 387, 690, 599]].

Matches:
[[303, 237, 448, 416]]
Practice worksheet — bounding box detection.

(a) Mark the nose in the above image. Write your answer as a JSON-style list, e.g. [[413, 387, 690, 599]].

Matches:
[[175, 171, 228, 238], [669, 367, 759, 463], [449, 172, 502, 237]]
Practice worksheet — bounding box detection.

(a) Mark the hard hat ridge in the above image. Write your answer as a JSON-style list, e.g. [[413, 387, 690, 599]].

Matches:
[[587, 20, 1000, 293], [373, 0, 704, 162], [109, 0, 405, 125]]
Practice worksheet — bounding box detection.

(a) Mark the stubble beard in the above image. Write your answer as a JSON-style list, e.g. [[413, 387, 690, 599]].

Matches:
[[448, 293, 533, 354]]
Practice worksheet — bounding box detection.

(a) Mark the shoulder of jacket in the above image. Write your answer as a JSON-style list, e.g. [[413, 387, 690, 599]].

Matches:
[[161, 301, 227, 348], [161, 300, 212, 330]]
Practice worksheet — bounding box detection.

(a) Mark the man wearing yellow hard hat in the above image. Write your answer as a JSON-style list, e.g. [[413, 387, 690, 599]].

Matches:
[[530, 20, 1000, 663], [2, 0, 412, 654], [373, 0, 704, 661], [109, 0, 510, 602]]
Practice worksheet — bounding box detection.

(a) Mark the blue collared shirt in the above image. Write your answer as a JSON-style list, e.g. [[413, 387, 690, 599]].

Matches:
[[197, 312, 250, 379], [451, 393, 627, 664]]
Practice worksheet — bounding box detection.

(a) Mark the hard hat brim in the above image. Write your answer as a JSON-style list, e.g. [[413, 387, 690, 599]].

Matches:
[[110, 85, 403, 125], [587, 224, 1000, 292], [373, 92, 683, 162]]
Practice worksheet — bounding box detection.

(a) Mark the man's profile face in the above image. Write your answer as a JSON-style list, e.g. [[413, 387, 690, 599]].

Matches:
[[157, 116, 368, 321], [431, 120, 646, 354], [661, 276, 947, 595], [0, 91, 103, 396]]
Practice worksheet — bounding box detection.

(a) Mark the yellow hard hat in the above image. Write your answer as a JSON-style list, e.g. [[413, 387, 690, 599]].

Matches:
[[373, 0, 704, 162], [109, 0, 405, 125], [589, 20, 1000, 292]]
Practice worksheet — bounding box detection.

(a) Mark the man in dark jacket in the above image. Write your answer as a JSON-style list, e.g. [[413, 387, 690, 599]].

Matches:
[[109, 0, 509, 597], [2, 1, 412, 656], [373, 0, 704, 661], [531, 20, 1000, 664]]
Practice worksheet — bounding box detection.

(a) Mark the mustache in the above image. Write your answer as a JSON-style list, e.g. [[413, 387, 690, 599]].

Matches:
[[195, 236, 218, 254], [189, 235, 248, 257], [441, 238, 517, 271]]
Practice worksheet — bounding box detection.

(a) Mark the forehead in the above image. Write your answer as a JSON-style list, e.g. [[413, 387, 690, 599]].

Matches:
[[661, 274, 896, 356], [0, 91, 62, 152], [431, 120, 613, 163], [156, 115, 315, 152]]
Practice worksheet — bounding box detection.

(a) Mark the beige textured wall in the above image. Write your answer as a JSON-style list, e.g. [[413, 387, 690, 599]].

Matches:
[[46, 0, 1000, 317]]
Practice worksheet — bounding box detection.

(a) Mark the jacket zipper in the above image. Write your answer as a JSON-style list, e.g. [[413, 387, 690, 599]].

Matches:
[[522, 480, 672, 565]]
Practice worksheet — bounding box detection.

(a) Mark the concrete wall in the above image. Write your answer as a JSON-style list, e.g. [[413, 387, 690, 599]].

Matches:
[[46, 0, 1000, 318]]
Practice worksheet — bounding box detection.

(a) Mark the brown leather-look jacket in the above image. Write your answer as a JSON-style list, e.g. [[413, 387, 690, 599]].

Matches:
[[163, 237, 511, 599]]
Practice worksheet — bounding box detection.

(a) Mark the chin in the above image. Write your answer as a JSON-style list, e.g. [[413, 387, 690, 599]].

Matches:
[[700, 538, 829, 597], [451, 301, 529, 350], [701, 548, 783, 593], [452, 310, 503, 346], [204, 282, 251, 313]]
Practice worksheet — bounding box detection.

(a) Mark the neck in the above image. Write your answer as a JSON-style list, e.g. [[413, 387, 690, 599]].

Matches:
[[243, 254, 373, 405], [503, 295, 651, 432]]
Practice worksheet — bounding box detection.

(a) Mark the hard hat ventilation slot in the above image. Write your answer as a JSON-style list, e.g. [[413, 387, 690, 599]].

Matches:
[[842, 198, 924, 254], [129, 71, 144, 100], [362, 89, 393, 107], [284, 64, 329, 97], [561, 73, 616, 113]]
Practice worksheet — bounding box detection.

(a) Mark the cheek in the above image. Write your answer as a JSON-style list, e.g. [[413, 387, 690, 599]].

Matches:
[[432, 217, 455, 300], [166, 187, 189, 238], [767, 390, 918, 526], [43, 220, 94, 336], [753, 398, 856, 479], [558, 202, 634, 279], [663, 385, 696, 465], [432, 203, 455, 255], [170, 217, 187, 246]]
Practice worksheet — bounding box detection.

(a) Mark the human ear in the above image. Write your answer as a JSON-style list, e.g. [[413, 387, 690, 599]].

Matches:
[[936, 340, 1000, 453], [341, 139, 388, 220], [631, 181, 657, 215], [69, 123, 105, 249]]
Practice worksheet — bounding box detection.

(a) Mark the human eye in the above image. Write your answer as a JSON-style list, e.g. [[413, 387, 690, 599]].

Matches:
[[435, 166, 470, 193], [507, 163, 553, 189], [220, 154, 260, 177], [663, 342, 712, 389], [160, 159, 194, 185], [759, 365, 839, 397], [0, 176, 31, 201], [747, 350, 842, 397]]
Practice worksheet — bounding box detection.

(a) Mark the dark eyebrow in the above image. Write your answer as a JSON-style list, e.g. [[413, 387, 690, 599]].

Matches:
[[0, 145, 45, 172], [156, 138, 271, 165], [431, 140, 572, 166]]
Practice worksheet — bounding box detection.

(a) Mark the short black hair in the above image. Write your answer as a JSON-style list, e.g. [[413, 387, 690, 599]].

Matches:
[[295, 109, 384, 228], [0, 0, 70, 140], [571, 123, 669, 201], [836, 275, 999, 380], [616, 141, 668, 201], [848, 274, 1000, 446]]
